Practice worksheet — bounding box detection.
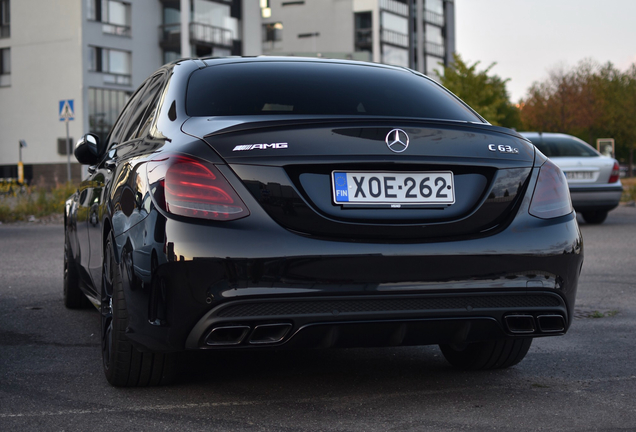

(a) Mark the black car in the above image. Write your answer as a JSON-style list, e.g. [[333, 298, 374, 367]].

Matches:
[[65, 57, 583, 387]]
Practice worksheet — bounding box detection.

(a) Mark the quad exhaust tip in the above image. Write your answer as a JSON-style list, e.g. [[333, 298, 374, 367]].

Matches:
[[537, 314, 566, 333], [249, 323, 292, 345], [205, 325, 250, 346], [205, 323, 292, 346], [504, 314, 536, 334]]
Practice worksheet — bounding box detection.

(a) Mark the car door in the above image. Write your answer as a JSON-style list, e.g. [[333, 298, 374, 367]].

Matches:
[[87, 73, 166, 289], [75, 81, 149, 296]]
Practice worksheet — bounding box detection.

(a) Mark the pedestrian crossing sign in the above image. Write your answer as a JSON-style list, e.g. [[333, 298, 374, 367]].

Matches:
[[59, 99, 74, 121]]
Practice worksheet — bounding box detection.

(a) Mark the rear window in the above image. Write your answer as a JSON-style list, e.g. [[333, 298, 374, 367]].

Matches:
[[529, 136, 599, 157], [186, 61, 483, 122]]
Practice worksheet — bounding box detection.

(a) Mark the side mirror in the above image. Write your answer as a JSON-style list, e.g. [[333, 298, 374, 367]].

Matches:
[[74, 134, 100, 165]]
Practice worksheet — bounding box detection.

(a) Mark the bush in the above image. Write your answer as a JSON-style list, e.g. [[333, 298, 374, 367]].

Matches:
[[0, 182, 77, 223]]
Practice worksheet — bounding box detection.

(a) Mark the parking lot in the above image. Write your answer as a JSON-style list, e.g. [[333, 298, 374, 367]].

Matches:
[[1, 206, 635, 431]]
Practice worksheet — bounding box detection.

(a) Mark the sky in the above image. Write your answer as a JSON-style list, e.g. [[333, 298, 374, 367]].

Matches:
[[455, 0, 636, 102]]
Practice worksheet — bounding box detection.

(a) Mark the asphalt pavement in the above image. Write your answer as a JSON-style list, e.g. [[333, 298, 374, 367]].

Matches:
[[1, 206, 635, 431]]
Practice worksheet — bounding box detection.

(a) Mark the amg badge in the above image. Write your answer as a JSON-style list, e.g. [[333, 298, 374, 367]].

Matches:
[[233, 143, 288, 151]]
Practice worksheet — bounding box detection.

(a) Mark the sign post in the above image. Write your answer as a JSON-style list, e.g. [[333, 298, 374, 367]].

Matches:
[[18, 140, 27, 184], [59, 100, 75, 182]]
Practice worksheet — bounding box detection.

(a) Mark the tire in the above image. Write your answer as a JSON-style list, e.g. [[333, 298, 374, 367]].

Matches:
[[582, 210, 608, 224], [439, 338, 533, 370], [101, 235, 176, 387], [64, 231, 91, 309]]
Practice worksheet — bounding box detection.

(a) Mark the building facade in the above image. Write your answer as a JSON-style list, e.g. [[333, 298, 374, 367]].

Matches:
[[260, 0, 455, 76], [0, 0, 454, 185]]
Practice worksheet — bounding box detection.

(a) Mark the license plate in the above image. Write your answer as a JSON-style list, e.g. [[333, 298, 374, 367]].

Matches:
[[332, 171, 455, 207], [565, 171, 594, 180]]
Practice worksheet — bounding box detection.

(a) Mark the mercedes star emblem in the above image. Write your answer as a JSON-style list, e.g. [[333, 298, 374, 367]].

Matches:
[[385, 129, 409, 153]]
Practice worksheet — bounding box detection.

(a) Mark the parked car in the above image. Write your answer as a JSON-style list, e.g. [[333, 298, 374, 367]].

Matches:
[[65, 57, 583, 387], [520, 132, 623, 224]]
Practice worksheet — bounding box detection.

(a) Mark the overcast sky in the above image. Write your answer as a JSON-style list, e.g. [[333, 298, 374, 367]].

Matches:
[[455, 0, 636, 102]]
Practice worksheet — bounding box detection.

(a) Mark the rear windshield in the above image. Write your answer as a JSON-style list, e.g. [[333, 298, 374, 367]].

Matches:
[[186, 61, 483, 122], [527, 136, 599, 157]]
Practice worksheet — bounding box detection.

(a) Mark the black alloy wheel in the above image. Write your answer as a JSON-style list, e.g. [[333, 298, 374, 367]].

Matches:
[[439, 338, 533, 370], [101, 235, 176, 387], [64, 230, 90, 309], [582, 210, 608, 225]]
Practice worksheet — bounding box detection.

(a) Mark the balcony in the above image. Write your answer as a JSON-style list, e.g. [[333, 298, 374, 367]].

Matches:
[[381, 28, 408, 48], [424, 10, 444, 26], [160, 22, 233, 49], [379, 0, 408, 17], [425, 41, 445, 57], [103, 22, 131, 37]]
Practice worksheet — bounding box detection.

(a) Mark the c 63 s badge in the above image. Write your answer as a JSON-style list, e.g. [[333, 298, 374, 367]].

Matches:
[[233, 143, 288, 151], [488, 144, 519, 154]]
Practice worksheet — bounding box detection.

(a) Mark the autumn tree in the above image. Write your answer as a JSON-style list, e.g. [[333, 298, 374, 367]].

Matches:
[[435, 53, 521, 129], [520, 60, 636, 164]]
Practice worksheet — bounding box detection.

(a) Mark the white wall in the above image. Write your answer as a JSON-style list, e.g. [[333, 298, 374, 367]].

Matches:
[[264, 0, 355, 56], [0, 0, 83, 166]]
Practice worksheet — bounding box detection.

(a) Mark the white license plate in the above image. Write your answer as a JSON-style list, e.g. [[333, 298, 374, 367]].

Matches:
[[332, 171, 455, 207], [565, 171, 594, 180]]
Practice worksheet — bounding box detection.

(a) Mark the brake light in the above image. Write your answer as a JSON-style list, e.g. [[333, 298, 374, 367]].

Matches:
[[608, 161, 620, 183], [147, 155, 249, 221], [529, 159, 573, 219]]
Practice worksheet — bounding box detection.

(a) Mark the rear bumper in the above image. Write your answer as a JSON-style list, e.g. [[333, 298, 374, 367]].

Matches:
[[185, 291, 568, 349], [569, 184, 622, 212], [116, 203, 583, 353]]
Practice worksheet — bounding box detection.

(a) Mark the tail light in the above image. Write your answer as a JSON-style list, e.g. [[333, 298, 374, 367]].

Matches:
[[147, 154, 249, 221], [608, 161, 620, 183], [529, 159, 573, 219]]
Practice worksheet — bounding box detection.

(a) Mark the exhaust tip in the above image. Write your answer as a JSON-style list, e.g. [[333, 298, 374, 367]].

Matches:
[[249, 323, 292, 345], [205, 325, 250, 346], [537, 315, 566, 333], [504, 314, 536, 334]]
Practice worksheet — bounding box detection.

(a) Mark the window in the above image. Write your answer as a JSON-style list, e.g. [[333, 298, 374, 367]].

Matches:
[[426, 54, 443, 78], [186, 62, 483, 122], [0, 0, 9, 38], [193, 0, 239, 40], [383, 44, 408, 67], [354, 12, 372, 52], [0, 47, 9, 87], [87, 0, 131, 37], [425, 0, 444, 15], [89, 46, 132, 85], [88, 87, 132, 145], [262, 22, 283, 51], [531, 137, 599, 158], [121, 74, 164, 142], [381, 11, 408, 47]]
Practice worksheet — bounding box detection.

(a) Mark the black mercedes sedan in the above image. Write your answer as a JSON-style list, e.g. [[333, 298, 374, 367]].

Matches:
[[64, 57, 583, 387]]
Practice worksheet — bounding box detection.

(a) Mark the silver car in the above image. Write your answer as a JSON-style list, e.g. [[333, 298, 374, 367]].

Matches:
[[520, 132, 623, 224]]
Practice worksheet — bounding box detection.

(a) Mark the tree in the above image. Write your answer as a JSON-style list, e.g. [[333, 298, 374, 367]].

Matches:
[[520, 60, 636, 163], [435, 53, 521, 129]]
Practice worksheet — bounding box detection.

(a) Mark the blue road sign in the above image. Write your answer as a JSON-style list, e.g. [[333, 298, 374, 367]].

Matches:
[[59, 100, 74, 121]]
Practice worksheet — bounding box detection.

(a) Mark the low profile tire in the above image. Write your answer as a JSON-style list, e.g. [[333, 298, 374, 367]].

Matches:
[[101, 235, 176, 387], [64, 231, 91, 309], [439, 338, 533, 370], [582, 210, 608, 224]]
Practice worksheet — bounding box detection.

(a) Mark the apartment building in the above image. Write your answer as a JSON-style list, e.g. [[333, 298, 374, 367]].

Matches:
[[260, 0, 455, 76], [0, 0, 454, 184]]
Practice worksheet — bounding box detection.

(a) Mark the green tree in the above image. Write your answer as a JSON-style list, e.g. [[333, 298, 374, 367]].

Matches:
[[435, 53, 521, 129]]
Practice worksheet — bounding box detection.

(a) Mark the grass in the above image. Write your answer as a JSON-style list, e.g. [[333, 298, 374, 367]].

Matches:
[[589, 310, 619, 319], [621, 177, 636, 202], [0, 182, 76, 223]]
